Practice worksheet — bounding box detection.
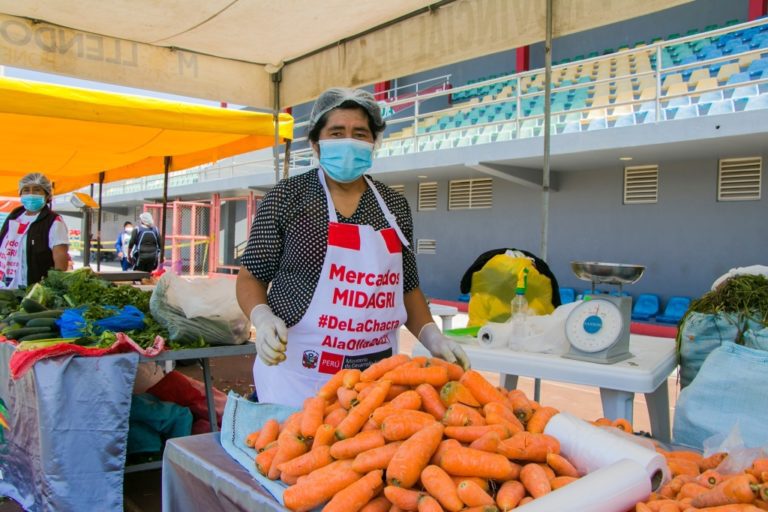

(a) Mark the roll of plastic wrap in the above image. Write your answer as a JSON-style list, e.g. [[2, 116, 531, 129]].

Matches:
[[515, 459, 652, 512], [477, 322, 512, 348], [544, 412, 669, 491]]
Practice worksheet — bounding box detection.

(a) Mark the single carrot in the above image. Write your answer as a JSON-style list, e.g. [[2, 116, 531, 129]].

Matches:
[[451, 477, 490, 493], [417, 494, 445, 512], [322, 469, 384, 512], [281, 412, 303, 434], [442, 403, 486, 427], [331, 430, 386, 460], [268, 429, 309, 480], [253, 418, 280, 452], [468, 431, 502, 453], [497, 431, 560, 462], [384, 486, 424, 510], [338, 386, 360, 410], [255, 443, 278, 476], [520, 462, 552, 498], [667, 450, 704, 465], [336, 380, 391, 440], [416, 383, 448, 421], [355, 381, 374, 393], [701, 452, 729, 471], [421, 465, 463, 512], [277, 445, 334, 476], [593, 417, 613, 427], [444, 424, 510, 443], [668, 458, 701, 477], [382, 410, 439, 441], [387, 421, 444, 488], [457, 479, 495, 507], [550, 476, 578, 490], [281, 471, 299, 485], [459, 370, 508, 406], [546, 452, 580, 477], [428, 357, 465, 381], [751, 459, 768, 477], [439, 446, 520, 481], [642, 499, 681, 512], [361, 354, 411, 382], [431, 439, 462, 466], [353, 442, 403, 473], [659, 475, 697, 499], [691, 475, 759, 508], [677, 481, 711, 499], [506, 389, 534, 424], [386, 385, 411, 402], [440, 381, 481, 407], [363, 419, 380, 432], [360, 496, 392, 512], [518, 497, 534, 506], [525, 406, 559, 434], [283, 460, 361, 512], [324, 407, 348, 428], [382, 366, 449, 388], [612, 417, 633, 433], [536, 462, 556, 480], [245, 429, 260, 448], [371, 393, 423, 425], [301, 396, 326, 438], [698, 470, 726, 489], [318, 369, 350, 400], [496, 480, 526, 510], [343, 368, 363, 389], [483, 402, 525, 432]]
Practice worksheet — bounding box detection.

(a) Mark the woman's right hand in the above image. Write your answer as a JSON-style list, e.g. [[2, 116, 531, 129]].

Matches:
[[250, 304, 288, 365]]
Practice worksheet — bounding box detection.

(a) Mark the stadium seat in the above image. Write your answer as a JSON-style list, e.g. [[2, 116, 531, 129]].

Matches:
[[703, 99, 736, 115], [717, 63, 741, 84], [559, 287, 576, 304], [613, 113, 636, 127], [744, 94, 768, 111], [631, 294, 660, 321], [664, 82, 691, 107], [731, 84, 759, 99], [694, 78, 723, 103], [669, 104, 699, 120], [656, 296, 692, 324]]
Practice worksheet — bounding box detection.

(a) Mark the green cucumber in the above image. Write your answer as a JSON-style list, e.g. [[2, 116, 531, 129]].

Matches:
[[8, 310, 63, 324], [18, 332, 60, 342], [3, 326, 56, 340], [21, 298, 47, 313], [26, 318, 60, 329]]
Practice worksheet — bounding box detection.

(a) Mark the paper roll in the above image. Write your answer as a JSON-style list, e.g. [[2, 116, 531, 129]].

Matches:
[[544, 412, 670, 491], [515, 459, 652, 512], [477, 322, 512, 348]]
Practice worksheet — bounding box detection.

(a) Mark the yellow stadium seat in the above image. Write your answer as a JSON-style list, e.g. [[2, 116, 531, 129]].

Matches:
[[612, 91, 635, 116], [739, 53, 758, 69], [661, 73, 682, 91], [716, 63, 740, 84], [665, 82, 690, 99], [639, 86, 657, 100], [694, 77, 718, 92], [687, 69, 711, 88]]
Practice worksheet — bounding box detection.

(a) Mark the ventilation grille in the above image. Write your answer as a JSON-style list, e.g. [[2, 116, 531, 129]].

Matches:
[[623, 165, 659, 204], [718, 157, 762, 201], [418, 182, 438, 211], [389, 184, 405, 196], [416, 239, 436, 254], [448, 178, 493, 210]]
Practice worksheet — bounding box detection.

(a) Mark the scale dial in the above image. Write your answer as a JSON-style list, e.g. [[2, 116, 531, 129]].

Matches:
[[564, 298, 625, 353]]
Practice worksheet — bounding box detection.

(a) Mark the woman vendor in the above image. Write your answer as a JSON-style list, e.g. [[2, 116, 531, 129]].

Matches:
[[236, 87, 469, 407]]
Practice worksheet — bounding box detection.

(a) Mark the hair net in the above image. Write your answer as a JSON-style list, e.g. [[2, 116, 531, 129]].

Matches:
[[308, 87, 385, 138], [19, 173, 53, 196], [139, 212, 155, 227]]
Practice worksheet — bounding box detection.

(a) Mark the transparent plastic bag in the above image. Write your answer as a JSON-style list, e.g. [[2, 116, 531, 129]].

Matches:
[[702, 423, 768, 475]]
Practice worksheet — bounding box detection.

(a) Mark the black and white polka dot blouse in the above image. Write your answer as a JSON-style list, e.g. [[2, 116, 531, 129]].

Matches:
[[241, 169, 419, 328]]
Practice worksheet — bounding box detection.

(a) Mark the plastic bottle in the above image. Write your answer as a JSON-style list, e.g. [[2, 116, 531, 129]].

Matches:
[[509, 267, 530, 340]]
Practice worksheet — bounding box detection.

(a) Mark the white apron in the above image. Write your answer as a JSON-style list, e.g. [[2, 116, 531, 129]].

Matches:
[[0, 216, 32, 289], [253, 169, 409, 407]]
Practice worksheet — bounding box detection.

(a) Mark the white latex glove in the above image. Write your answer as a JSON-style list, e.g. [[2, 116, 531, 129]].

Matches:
[[250, 304, 288, 366], [418, 322, 471, 370]]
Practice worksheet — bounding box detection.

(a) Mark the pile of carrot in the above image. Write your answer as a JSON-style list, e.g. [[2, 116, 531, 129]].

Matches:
[[243, 354, 585, 512], [633, 449, 768, 512]]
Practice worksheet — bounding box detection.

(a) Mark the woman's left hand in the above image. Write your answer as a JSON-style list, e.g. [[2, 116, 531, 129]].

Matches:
[[418, 322, 470, 370]]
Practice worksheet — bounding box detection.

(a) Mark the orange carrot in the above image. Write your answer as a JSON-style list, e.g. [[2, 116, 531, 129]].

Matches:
[[318, 369, 350, 400], [677, 482, 711, 499], [468, 431, 502, 453], [439, 446, 520, 481], [659, 475, 697, 499], [520, 462, 552, 498], [668, 458, 701, 477], [701, 452, 729, 471], [637, 503, 653, 512], [360, 496, 392, 512], [277, 444, 333, 476], [442, 403, 486, 427], [691, 475, 759, 508], [698, 470, 726, 489], [416, 383, 448, 421], [331, 430, 386, 460], [431, 439, 462, 466], [518, 497, 534, 506], [336, 380, 391, 440], [428, 357, 465, 381], [245, 430, 260, 448], [440, 381, 481, 407], [382, 410, 439, 441], [683, 506, 763, 512], [361, 354, 411, 382], [386, 385, 411, 402], [497, 432, 560, 462], [253, 418, 280, 452], [338, 386, 360, 410], [421, 465, 463, 512], [459, 370, 508, 406], [444, 424, 510, 443], [457, 479, 495, 507], [268, 429, 309, 480], [593, 417, 613, 427], [612, 417, 633, 433], [496, 480, 526, 509], [755, 500, 768, 511], [550, 476, 578, 490], [387, 421, 444, 488], [384, 486, 424, 510], [536, 462, 556, 480], [451, 477, 490, 493], [506, 389, 534, 424], [255, 442, 278, 476], [353, 442, 403, 473], [667, 450, 704, 465], [391, 389, 423, 408], [355, 381, 374, 393], [483, 402, 525, 432], [383, 366, 449, 388], [343, 368, 363, 389], [281, 471, 299, 485], [461, 507, 499, 512], [301, 396, 326, 438], [324, 407, 348, 428], [323, 469, 384, 512], [752, 460, 768, 477], [283, 460, 361, 512], [525, 406, 559, 434], [362, 419, 380, 432], [417, 494, 445, 512], [281, 412, 303, 434], [546, 452, 580, 477]]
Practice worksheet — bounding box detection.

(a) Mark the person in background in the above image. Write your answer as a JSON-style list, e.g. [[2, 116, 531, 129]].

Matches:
[[0, 173, 69, 289], [128, 212, 161, 272], [236, 87, 469, 408], [115, 221, 134, 271]]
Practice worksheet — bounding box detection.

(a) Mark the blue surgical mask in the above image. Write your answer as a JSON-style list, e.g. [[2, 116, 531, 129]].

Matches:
[[20, 194, 46, 212], [318, 138, 374, 183]]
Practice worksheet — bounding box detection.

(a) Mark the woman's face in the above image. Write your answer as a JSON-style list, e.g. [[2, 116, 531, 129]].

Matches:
[[311, 107, 374, 154], [20, 184, 48, 199]]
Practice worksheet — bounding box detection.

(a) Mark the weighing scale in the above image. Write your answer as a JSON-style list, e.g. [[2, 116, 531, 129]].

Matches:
[[562, 261, 645, 364]]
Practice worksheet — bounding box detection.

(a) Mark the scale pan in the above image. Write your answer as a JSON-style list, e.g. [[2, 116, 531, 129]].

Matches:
[[571, 261, 645, 286]]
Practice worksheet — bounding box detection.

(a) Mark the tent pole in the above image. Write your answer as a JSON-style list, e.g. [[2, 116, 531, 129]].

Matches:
[[161, 156, 171, 266], [83, 184, 93, 268], [534, 0, 554, 405], [282, 138, 292, 180], [272, 71, 283, 184], [96, 172, 104, 271]]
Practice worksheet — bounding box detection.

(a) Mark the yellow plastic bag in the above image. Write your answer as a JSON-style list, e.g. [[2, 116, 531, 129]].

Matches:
[[467, 255, 555, 327]]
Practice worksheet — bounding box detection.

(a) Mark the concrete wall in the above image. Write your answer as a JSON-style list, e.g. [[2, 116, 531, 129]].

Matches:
[[406, 152, 768, 304]]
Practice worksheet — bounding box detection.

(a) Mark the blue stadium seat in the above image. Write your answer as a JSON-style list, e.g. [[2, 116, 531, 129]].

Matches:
[[703, 99, 735, 115], [614, 113, 636, 127], [631, 294, 660, 321], [669, 104, 699, 120], [744, 94, 768, 111], [656, 296, 692, 324], [731, 84, 760, 99], [559, 287, 576, 304], [747, 58, 768, 77]]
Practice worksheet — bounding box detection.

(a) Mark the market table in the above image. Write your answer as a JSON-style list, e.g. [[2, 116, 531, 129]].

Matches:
[[429, 302, 458, 330], [413, 334, 676, 442]]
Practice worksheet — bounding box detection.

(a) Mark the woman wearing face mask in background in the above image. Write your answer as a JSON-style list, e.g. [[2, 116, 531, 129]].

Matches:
[[115, 221, 134, 271], [236, 87, 469, 407], [0, 173, 69, 289]]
